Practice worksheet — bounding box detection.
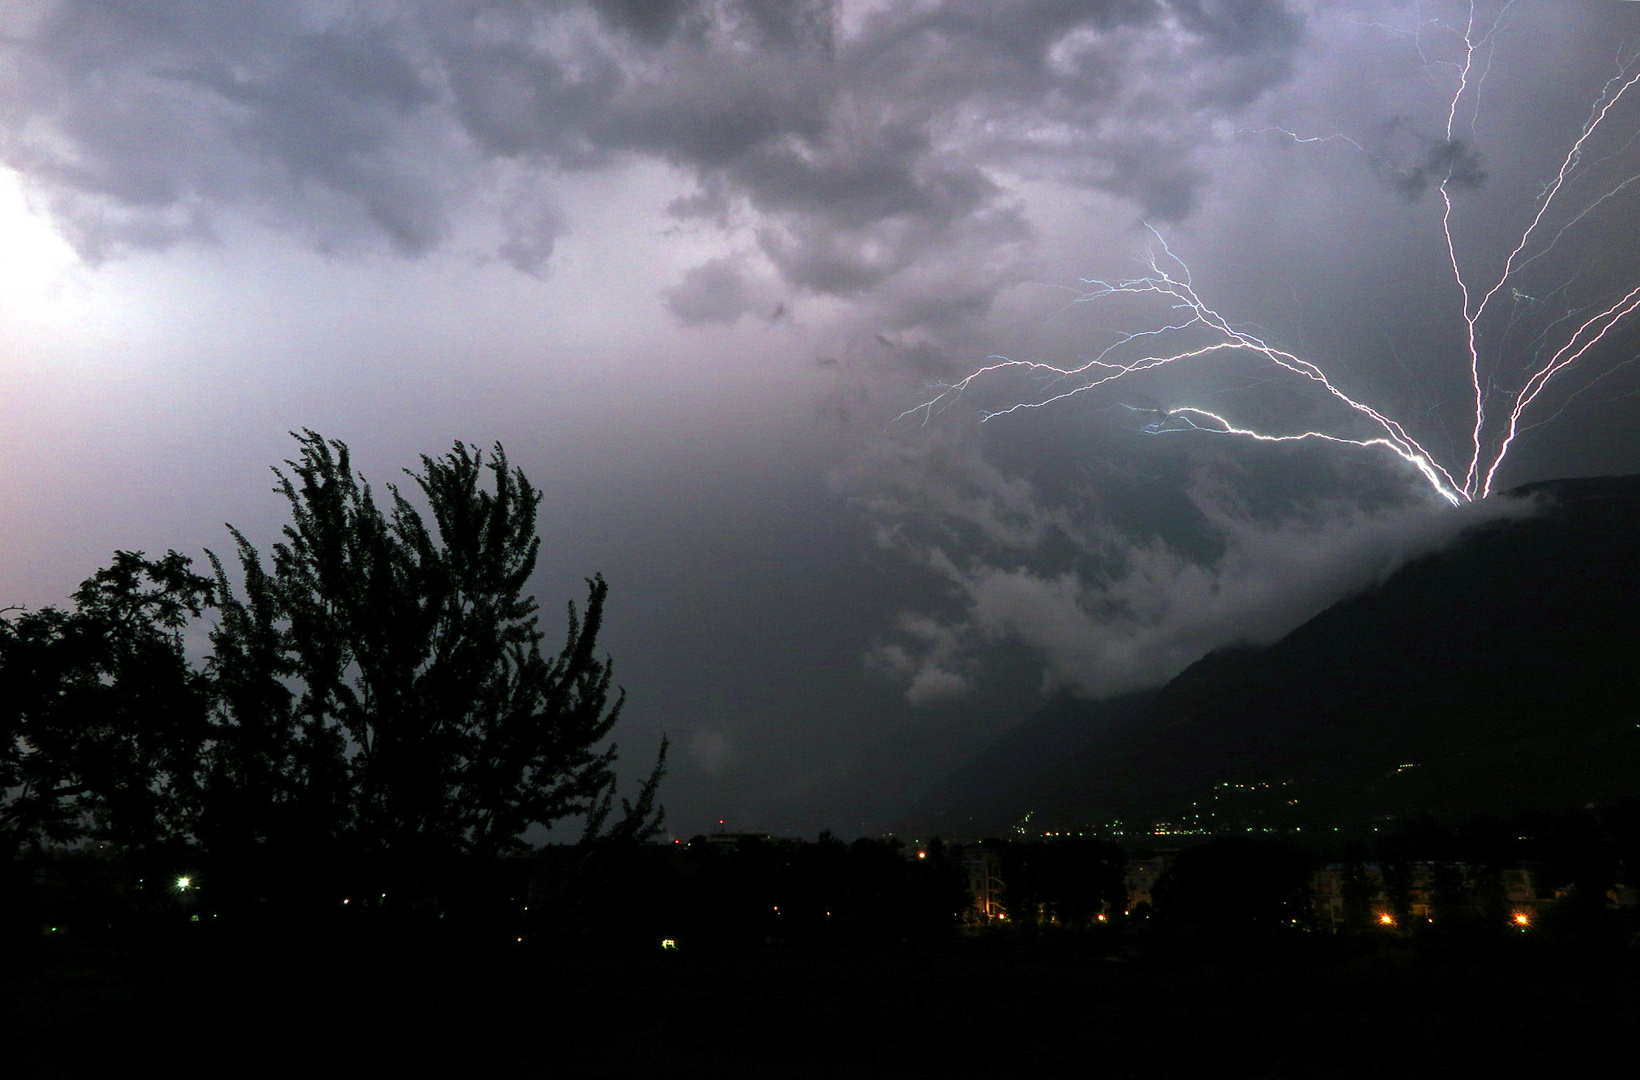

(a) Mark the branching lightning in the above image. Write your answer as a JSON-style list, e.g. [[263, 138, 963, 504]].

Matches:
[[902, 3, 1640, 505]]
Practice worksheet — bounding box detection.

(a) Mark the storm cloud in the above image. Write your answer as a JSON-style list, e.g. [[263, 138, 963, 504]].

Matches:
[[5, 2, 1639, 835], [3, 0, 1306, 326]]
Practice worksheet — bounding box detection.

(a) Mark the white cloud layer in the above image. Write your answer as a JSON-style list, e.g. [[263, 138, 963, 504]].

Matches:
[[844, 428, 1544, 704]]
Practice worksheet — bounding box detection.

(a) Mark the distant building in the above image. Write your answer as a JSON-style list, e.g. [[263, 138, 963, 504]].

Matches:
[[1311, 867, 1346, 929], [961, 847, 1005, 921], [1124, 856, 1171, 914], [1309, 862, 1576, 931], [695, 832, 777, 849]]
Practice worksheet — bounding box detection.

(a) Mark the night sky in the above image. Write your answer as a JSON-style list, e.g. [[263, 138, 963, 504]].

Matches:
[[4, 1, 1639, 837]]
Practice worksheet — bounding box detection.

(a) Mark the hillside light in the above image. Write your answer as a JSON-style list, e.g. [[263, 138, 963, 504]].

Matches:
[[175, 876, 192, 892]]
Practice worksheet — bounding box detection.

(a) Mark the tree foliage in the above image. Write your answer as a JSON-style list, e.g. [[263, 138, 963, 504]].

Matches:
[[1, 551, 213, 860], [1152, 837, 1312, 936], [3, 431, 663, 910]]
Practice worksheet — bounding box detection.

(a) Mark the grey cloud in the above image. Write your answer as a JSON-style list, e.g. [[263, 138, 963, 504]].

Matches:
[[1092, 133, 1209, 220], [590, 0, 703, 46], [440, 38, 622, 163], [865, 613, 975, 707], [591, 0, 838, 53], [2, 0, 1310, 318], [593, 68, 826, 169], [852, 0, 1160, 100], [665, 254, 774, 325], [1392, 137, 1487, 202], [1168, 0, 1303, 60], [665, 174, 734, 224], [833, 430, 1073, 555], [756, 220, 901, 296], [497, 187, 568, 276], [742, 132, 1031, 314], [6, 0, 452, 258], [734, 0, 837, 55]]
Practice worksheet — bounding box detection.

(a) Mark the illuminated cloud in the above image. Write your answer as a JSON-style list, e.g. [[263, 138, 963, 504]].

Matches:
[[2, 0, 1307, 328]]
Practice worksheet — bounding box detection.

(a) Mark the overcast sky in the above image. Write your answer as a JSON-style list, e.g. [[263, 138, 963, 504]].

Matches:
[[4, 1, 1638, 837]]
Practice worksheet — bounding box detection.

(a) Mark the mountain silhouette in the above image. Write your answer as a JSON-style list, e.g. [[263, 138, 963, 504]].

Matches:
[[904, 475, 1640, 838]]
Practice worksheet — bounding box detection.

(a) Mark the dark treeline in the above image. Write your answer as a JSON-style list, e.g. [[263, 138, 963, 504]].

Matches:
[[992, 835, 1128, 928], [1132, 805, 1640, 952], [13, 804, 1640, 974], [550, 833, 1139, 956], [558, 834, 972, 954], [9, 823, 1640, 1079], [544, 809, 1640, 957], [2, 431, 664, 974]]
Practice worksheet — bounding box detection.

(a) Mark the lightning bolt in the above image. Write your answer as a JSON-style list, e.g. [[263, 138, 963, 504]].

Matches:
[[908, 2, 1640, 506]]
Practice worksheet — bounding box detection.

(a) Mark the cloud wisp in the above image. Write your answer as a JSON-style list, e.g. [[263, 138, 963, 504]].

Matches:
[[846, 434, 1540, 705]]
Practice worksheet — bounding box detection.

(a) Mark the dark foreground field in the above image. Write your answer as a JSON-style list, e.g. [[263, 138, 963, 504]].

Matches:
[[5, 925, 1636, 1079]]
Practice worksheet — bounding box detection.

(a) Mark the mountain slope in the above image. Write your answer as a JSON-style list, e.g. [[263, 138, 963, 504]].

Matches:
[[904, 475, 1640, 836]]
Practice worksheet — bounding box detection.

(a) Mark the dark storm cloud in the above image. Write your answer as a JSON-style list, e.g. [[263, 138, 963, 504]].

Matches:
[[7, 2, 1638, 839], [495, 184, 568, 276], [3, 0, 450, 259], [1171, 0, 1302, 59], [1390, 137, 1487, 201], [2, 0, 1310, 324], [589, 0, 700, 46], [664, 253, 772, 324]]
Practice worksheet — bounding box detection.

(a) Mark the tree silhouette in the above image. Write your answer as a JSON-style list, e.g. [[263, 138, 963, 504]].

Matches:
[[2, 552, 214, 969], [206, 431, 665, 907], [1152, 837, 1312, 937], [1, 550, 214, 860], [5, 431, 663, 932]]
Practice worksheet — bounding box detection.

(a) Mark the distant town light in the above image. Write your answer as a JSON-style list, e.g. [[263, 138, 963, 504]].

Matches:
[[1379, 913, 1394, 926], [175, 876, 192, 891]]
